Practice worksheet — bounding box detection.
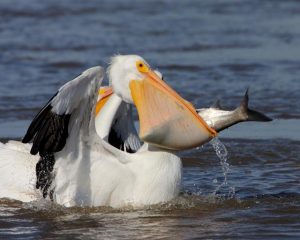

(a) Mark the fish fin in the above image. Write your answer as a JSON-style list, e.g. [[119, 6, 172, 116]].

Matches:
[[240, 88, 249, 110], [240, 88, 272, 122], [211, 99, 222, 109]]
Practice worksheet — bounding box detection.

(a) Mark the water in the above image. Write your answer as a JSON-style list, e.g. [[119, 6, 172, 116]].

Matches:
[[210, 137, 235, 199], [0, 0, 300, 239]]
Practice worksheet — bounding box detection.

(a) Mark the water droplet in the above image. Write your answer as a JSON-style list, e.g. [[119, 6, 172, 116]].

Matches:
[[210, 137, 235, 199]]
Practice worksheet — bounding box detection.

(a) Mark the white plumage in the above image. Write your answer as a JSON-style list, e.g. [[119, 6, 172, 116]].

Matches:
[[0, 56, 186, 207], [0, 141, 40, 202]]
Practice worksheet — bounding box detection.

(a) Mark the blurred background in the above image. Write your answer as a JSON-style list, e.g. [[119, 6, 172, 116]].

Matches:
[[0, 0, 299, 239], [1, 0, 300, 135]]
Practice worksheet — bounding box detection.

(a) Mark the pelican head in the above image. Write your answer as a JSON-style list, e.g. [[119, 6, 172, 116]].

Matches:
[[105, 55, 217, 150], [108, 55, 148, 103]]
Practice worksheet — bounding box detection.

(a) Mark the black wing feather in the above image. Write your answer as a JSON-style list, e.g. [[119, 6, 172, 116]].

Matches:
[[22, 92, 71, 199], [108, 126, 135, 153], [22, 92, 70, 156], [22, 93, 57, 143], [22, 93, 71, 199], [35, 153, 55, 199]]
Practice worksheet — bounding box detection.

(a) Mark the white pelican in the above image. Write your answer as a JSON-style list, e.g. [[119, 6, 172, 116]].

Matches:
[[0, 55, 216, 207]]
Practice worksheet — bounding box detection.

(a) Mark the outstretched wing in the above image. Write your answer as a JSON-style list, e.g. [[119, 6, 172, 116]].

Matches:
[[22, 66, 104, 198], [22, 66, 104, 157]]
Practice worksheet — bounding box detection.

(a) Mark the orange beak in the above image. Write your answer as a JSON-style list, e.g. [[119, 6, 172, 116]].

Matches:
[[95, 87, 113, 116], [130, 70, 217, 150]]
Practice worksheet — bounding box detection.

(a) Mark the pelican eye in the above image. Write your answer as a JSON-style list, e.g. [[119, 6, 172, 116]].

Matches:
[[136, 61, 149, 73]]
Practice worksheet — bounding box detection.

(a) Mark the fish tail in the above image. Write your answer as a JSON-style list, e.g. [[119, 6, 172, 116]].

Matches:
[[239, 89, 272, 122]]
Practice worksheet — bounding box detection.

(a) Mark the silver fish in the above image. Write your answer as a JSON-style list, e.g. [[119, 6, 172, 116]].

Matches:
[[197, 90, 272, 132]]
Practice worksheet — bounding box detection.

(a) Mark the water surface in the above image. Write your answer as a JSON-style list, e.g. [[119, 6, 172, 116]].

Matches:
[[0, 0, 299, 239]]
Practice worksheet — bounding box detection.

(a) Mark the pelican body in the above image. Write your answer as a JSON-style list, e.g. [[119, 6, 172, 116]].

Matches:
[[0, 55, 216, 207]]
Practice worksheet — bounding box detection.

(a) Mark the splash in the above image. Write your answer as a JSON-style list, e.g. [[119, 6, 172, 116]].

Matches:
[[210, 137, 235, 199]]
